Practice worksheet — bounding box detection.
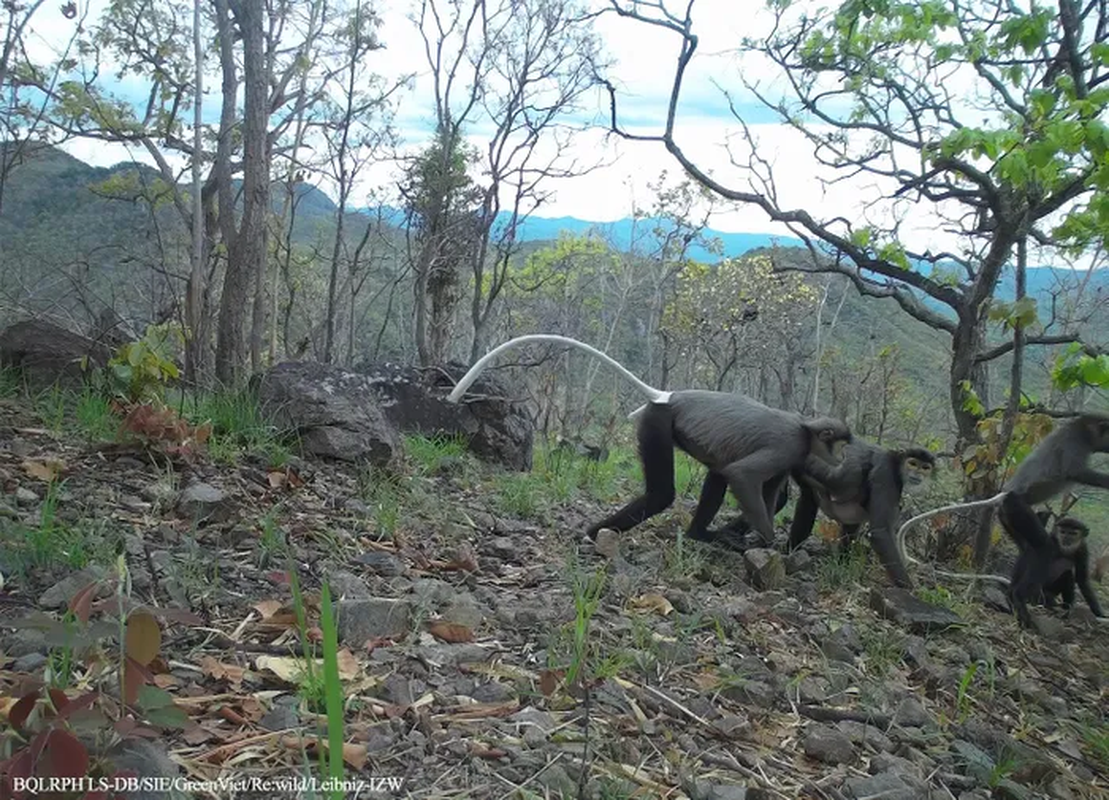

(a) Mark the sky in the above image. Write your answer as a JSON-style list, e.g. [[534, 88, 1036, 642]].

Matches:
[[13, 0, 1049, 259]]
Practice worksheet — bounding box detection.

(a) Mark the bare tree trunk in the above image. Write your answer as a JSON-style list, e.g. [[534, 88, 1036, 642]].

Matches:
[[215, 0, 268, 386], [184, 0, 206, 385], [972, 236, 1028, 566]]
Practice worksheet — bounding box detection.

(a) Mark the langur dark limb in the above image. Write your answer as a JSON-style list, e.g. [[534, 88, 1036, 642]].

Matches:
[[685, 471, 728, 543], [585, 402, 675, 537]]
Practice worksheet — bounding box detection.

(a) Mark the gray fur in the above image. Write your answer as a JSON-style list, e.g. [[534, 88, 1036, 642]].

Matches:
[[1002, 413, 1109, 502], [448, 335, 852, 544]]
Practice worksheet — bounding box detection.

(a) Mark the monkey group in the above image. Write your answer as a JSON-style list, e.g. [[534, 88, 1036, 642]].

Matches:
[[449, 334, 1108, 631]]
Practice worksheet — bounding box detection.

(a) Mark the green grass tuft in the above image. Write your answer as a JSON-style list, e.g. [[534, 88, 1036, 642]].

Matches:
[[183, 390, 291, 466]]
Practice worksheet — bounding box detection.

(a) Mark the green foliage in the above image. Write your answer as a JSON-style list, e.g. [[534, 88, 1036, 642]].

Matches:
[[0, 480, 119, 576], [184, 390, 290, 466], [318, 581, 346, 800], [404, 433, 469, 475], [962, 411, 1054, 484], [108, 323, 182, 403], [987, 297, 1039, 332], [1051, 343, 1109, 390]]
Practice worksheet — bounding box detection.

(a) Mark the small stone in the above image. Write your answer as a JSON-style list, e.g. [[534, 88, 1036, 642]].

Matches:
[[354, 551, 406, 576], [802, 725, 855, 765], [328, 570, 372, 600], [843, 772, 918, 800], [14, 486, 37, 506], [836, 720, 893, 752], [259, 703, 299, 731], [744, 548, 785, 590], [335, 598, 413, 645], [869, 587, 962, 633], [892, 696, 932, 728], [13, 652, 47, 672], [786, 549, 813, 574], [593, 528, 620, 559], [106, 740, 187, 800], [440, 599, 483, 629], [471, 682, 512, 703], [38, 566, 109, 609], [175, 481, 234, 524], [822, 623, 863, 662], [488, 536, 516, 559]]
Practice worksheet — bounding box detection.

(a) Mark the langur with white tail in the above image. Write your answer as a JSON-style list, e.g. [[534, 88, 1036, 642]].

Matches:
[[447, 334, 853, 546], [895, 413, 1109, 628]]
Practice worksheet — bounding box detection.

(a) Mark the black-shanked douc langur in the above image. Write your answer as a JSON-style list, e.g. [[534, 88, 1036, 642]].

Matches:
[[895, 412, 1109, 628], [446, 334, 853, 546]]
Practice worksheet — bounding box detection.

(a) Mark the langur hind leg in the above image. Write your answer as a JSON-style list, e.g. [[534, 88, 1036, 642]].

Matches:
[[998, 492, 1052, 554], [685, 472, 728, 543], [787, 482, 818, 552], [586, 404, 676, 539], [721, 462, 777, 546]]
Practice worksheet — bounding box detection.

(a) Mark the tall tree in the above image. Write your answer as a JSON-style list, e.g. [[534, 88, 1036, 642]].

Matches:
[[413, 0, 603, 364], [603, 0, 1109, 555]]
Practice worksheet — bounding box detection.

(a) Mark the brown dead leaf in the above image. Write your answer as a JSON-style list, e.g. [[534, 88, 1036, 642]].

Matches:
[[267, 471, 287, 490], [690, 671, 719, 691], [335, 648, 359, 682], [539, 669, 563, 697], [254, 656, 309, 684], [426, 621, 474, 643], [281, 736, 368, 770], [22, 458, 65, 482], [124, 611, 161, 666], [252, 600, 283, 619], [152, 674, 180, 689], [628, 593, 674, 616], [198, 656, 245, 687]]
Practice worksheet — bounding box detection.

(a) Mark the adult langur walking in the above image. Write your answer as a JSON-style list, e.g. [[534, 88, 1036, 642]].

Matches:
[[447, 334, 853, 546]]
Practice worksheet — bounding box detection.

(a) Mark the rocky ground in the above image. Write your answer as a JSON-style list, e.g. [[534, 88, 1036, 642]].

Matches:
[[1, 394, 1107, 800]]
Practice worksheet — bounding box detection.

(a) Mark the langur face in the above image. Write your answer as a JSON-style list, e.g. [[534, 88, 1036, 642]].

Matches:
[[1054, 520, 1088, 556], [901, 456, 934, 491]]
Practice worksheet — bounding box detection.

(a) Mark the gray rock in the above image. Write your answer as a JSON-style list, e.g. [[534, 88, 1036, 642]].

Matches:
[[892, 696, 932, 728], [743, 548, 785, 590], [1, 629, 46, 658], [327, 570, 372, 600], [786, 549, 813, 574], [869, 752, 923, 778], [980, 585, 1011, 613], [593, 528, 620, 559], [106, 739, 187, 800], [336, 598, 413, 645], [354, 551, 406, 576], [802, 725, 855, 764], [836, 720, 893, 752], [38, 566, 109, 609], [471, 682, 512, 703], [0, 320, 110, 390], [822, 623, 863, 662], [353, 359, 534, 471], [721, 680, 778, 709], [175, 481, 235, 524], [254, 360, 402, 466], [14, 486, 38, 506], [259, 703, 300, 731], [950, 739, 995, 782], [487, 536, 516, 559], [12, 652, 47, 672], [869, 587, 963, 633], [843, 772, 919, 800]]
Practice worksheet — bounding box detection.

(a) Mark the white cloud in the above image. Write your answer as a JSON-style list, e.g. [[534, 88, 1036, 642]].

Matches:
[[20, 0, 1067, 260]]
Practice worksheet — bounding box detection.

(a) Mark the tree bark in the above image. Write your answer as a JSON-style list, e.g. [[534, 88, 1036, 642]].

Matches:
[[215, 0, 269, 386]]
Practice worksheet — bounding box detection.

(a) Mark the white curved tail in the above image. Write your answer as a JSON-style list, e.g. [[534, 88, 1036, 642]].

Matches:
[[446, 334, 669, 405], [895, 492, 1011, 585]]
